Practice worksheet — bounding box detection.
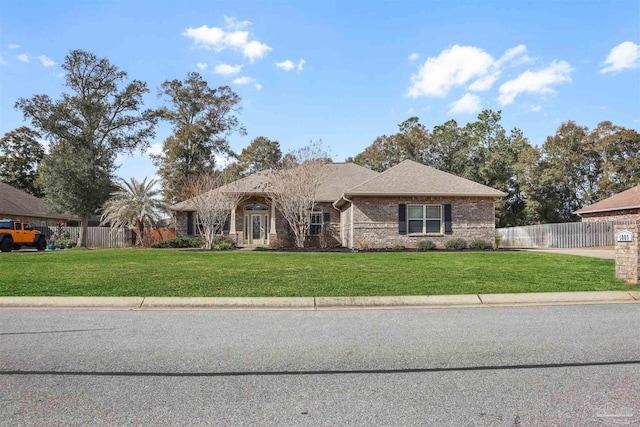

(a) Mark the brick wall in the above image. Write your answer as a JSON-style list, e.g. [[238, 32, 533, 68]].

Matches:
[[349, 196, 496, 249], [614, 223, 639, 284], [581, 209, 640, 223]]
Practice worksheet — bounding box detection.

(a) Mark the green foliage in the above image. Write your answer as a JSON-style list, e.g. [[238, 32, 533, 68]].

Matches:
[[153, 72, 245, 202], [212, 237, 235, 251], [237, 136, 282, 175], [416, 239, 437, 251], [15, 50, 160, 246], [0, 126, 44, 197], [101, 177, 166, 247], [390, 244, 405, 251], [152, 236, 204, 248], [468, 239, 493, 250], [445, 238, 468, 250]]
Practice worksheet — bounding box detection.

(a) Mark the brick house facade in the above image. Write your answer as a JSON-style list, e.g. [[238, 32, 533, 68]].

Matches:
[[576, 185, 640, 223], [171, 160, 505, 249]]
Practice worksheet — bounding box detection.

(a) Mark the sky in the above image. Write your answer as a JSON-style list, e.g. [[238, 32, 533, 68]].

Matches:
[[1, 0, 639, 183]]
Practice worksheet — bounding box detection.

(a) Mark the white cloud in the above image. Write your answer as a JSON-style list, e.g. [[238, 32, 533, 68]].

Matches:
[[600, 41, 640, 73], [182, 18, 272, 63], [275, 59, 295, 71], [233, 76, 261, 90], [8, 43, 20, 49], [408, 45, 495, 98], [529, 105, 542, 112], [17, 53, 30, 63], [38, 55, 55, 67], [214, 63, 242, 75], [449, 93, 482, 114], [276, 58, 306, 72], [0, 53, 6, 65], [224, 16, 251, 30], [408, 52, 419, 61], [146, 143, 164, 156], [498, 60, 572, 105], [196, 62, 208, 70], [408, 44, 535, 98]]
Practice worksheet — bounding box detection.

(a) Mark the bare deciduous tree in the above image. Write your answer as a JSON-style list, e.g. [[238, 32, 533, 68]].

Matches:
[[182, 171, 243, 250], [268, 142, 330, 248]]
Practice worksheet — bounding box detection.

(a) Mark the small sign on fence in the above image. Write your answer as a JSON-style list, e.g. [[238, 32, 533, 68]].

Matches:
[[617, 230, 634, 243]]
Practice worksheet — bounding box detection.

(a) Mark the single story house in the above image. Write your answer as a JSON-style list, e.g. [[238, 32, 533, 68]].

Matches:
[[0, 182, 80, 226], [170, 160, 506, 249], [575, 184, 640, 222]]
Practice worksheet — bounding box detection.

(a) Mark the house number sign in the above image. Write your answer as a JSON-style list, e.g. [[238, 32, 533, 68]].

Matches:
[[617, 230, 634, 242]]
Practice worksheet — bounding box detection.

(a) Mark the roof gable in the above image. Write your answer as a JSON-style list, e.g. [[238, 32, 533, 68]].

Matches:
[[170, 163, 380, 210], [575, 184, 640, 214], [0, 182, 79, 220], [344, 159, 506, 197]]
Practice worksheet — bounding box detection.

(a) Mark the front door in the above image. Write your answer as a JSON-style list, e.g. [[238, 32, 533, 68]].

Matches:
[[245, 213, 269, 244]]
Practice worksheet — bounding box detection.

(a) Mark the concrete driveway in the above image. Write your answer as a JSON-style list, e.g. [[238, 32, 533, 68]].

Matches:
[[520, 247, 615, 259]]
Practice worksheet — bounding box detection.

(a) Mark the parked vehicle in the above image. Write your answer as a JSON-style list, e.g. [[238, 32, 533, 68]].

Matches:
[[0, 220, 47, 252]]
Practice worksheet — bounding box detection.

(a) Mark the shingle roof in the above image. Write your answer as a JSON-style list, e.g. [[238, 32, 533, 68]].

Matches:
[[575, 184, 640, 214], [0, 182, 79, 220], [170, 163, 380, 210], [343, 159, 506, 197], [315, 163, 380, 202]]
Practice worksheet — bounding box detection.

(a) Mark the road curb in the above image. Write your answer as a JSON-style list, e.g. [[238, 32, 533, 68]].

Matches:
[[141, 297, 315, 309], [0, 291, 638, 310], [0, 296, 144, 309]]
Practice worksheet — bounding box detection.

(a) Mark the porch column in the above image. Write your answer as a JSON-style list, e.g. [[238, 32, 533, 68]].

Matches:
[[270, 204, 277, 235], [229, 205, 237, 235]]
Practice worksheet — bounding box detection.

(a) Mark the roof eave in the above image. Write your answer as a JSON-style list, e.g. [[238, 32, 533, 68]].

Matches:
[[575, 205, 640, 215], [343, 191, 507, 198]]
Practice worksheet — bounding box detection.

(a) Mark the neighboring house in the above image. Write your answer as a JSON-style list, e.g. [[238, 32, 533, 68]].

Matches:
[[170, 160, 505, 249], [0, 182, 80, 226], [575, 184, 640, 222]]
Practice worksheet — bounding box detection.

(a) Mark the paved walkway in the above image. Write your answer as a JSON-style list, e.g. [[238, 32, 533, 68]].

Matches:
[[0, 291, 638, 310], [520, 248, 615, 259]]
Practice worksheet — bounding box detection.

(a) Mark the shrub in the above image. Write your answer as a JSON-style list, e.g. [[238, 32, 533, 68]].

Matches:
[[212, 237, 235, 251], [445, 238, 467, 250], [469, 239, 493, 250], [355, 238, 372, 250], [416, 239, 437, 251], [152, 236, 204, 249], [391, 244, 405, 252]]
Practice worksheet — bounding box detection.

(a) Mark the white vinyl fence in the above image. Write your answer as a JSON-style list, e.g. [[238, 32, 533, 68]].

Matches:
[[497, 221, 636, 249], [35, 226, 132, 248]]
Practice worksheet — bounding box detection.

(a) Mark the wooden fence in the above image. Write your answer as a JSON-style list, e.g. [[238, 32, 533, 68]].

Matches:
[[497, 221, 636, 249], [35, 226, 132, 248]]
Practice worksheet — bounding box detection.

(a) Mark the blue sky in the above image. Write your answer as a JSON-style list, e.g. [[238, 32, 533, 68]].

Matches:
[[1, 0, 639, 183]]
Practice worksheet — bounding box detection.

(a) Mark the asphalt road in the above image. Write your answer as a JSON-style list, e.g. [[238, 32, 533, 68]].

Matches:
[[2, 305, 639, 426]]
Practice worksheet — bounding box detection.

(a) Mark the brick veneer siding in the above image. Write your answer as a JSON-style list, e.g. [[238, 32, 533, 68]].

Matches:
[[581, 208, 640, 223], [348, 196, 496, 249]]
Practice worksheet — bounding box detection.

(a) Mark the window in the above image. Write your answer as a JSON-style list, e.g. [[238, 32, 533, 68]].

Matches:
[[407, 205, 442, 234], [310, 208, 323, 235]]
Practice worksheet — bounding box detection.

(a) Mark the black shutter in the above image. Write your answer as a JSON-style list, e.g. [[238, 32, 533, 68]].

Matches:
[[398, 204, 407, 235], [323, 212, 331, 224], [187, 212, 193, 236], [222, 218, 230, 234], [444, 204, 453, 234]]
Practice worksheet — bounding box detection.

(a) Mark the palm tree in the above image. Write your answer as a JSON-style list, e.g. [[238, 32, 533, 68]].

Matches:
[[101, 177, 166, 247]]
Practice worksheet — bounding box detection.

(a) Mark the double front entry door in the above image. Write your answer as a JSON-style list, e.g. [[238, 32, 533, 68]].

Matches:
[[244, 213, 269, 245]]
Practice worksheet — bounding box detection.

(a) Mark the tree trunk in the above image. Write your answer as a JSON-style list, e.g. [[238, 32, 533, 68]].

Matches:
[[79, 212, 89, 247]]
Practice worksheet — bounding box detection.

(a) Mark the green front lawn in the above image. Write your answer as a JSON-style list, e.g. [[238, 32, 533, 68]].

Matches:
[[0, 249, 628, 297]]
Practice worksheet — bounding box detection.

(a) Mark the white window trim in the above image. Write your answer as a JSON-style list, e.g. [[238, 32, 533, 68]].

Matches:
[[407, 204, 443, 235], [309, 207, 323, 236]]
